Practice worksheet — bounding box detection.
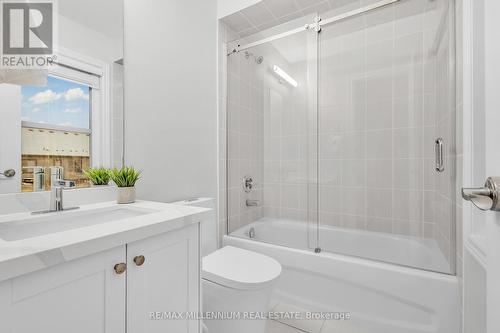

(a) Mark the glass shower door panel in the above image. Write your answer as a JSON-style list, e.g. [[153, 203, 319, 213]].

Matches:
[[317, 0, 455, 274], [226, 27, 319, 252]]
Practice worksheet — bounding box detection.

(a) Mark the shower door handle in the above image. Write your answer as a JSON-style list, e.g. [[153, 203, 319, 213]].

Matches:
[[435, 138, 444, 172], [462, 177, 500, 211]]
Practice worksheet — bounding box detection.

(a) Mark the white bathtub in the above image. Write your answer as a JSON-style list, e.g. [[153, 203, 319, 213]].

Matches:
[[233, 217, 451, 273], [224, 219, 460, 333]]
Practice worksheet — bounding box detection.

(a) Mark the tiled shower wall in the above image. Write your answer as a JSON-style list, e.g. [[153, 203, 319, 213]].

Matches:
[[221, 22, 317, 233], [262, 60, 315, 222], [317, 0, 459, 273], [218, 23, 228, 242], [316, 0, 456, 247], [219, 22, 265, 235], [259, 34, 317, 223], [219, 0, 461, 273]]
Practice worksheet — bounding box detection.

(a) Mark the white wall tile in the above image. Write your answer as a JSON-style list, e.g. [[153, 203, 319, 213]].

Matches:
[[367, 159, 393, 188], [367, 100, 393, 130], [343, 188, 365, 216], [342, 160, 366, 187], [367, 130, 392, 159], [320, 159, 342, 186], [220, 0, 459, 276], [366, 217, 392, 233], [366, 188, 392, 218]]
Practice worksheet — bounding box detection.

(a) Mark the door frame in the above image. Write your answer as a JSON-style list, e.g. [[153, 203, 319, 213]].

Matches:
[[462, 0, 500, 331], [461, 0, 486, 266]]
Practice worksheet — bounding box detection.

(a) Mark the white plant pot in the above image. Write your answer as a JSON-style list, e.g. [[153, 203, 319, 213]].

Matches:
[[117, 187, 136, 204]]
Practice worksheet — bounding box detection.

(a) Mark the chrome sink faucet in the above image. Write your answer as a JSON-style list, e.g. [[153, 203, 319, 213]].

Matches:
[[32, 181, 79, 215], [50, 185, 64, 212], [50, 179, 78, 212]]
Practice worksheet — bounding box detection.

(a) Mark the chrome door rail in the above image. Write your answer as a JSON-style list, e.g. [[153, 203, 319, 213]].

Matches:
[[228, 0, 401, 55]]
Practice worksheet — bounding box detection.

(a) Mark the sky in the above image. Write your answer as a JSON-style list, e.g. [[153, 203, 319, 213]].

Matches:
[[21, 76, 90, 129]]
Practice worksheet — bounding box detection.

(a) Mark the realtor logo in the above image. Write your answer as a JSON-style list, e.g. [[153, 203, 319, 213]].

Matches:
[[2, 1, 53, 54], [0, 0, 55, 70]]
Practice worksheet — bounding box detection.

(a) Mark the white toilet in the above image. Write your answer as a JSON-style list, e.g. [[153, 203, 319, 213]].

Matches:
[[173, 198, 282, 333], [202, 245, 281, 333]]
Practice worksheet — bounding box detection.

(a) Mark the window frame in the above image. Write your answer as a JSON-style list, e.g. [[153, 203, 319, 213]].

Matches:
[[50, 46, 113, 168]]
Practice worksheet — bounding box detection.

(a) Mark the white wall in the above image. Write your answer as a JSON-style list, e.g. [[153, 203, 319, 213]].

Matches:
[[58, 14, 123, 63], [124, 0, 218, 203], [217, 0, 260, 19]]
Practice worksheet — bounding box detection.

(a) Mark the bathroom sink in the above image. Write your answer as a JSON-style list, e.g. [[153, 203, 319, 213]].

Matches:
[[0, 206, 157, 241]]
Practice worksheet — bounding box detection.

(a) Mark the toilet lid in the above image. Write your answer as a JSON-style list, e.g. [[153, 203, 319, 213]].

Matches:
[[202, 246, 282, 290]]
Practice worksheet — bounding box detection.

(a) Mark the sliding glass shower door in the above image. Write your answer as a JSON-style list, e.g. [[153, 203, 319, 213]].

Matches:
[[226, 0, 456, 274], [317, 0, 456, 274]]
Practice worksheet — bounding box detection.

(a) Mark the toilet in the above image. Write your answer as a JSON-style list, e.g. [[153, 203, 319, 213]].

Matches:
[[172, 198, 282, 333], [202, 245, 281, 333]]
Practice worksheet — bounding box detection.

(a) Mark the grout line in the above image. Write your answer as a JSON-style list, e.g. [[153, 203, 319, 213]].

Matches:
[[363, 9, 368, 230], [390, 2, 396, 234]]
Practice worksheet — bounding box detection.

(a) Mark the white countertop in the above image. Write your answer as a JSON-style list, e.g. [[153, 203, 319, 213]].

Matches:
[[0, 200, 211, 282]]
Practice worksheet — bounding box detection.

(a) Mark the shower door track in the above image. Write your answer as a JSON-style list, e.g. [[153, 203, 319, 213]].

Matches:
[[227, 0, 401, 55]]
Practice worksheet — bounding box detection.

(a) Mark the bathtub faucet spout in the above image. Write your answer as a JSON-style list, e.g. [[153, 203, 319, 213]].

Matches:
[[246, 199, 259, 207]]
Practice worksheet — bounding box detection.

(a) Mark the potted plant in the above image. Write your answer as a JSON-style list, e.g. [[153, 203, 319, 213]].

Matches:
[[110, 167, 141, 204], [83, 168, 111, 186]]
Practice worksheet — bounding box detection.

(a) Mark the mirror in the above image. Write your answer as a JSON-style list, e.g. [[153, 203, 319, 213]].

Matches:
[[0, 0, 124, 194]]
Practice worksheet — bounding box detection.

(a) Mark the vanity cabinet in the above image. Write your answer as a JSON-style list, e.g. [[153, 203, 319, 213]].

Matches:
[[0, 223, 200, 333], [0, 246, 126, 333], [127, 224, 200, 332]]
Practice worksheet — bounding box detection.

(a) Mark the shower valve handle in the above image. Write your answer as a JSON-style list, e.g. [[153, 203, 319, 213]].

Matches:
[[243, 175, 257, 193], [462, 177, 500, 211]]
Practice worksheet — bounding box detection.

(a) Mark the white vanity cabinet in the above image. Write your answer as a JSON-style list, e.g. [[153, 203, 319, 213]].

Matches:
[[0, 246, 127, 333], [0, 223, 201, 333], [127, 223, 200, 333]]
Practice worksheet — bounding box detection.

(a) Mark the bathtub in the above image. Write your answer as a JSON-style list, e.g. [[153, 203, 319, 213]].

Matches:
[[232, 217, 451, 273], [224, 218, 460, 333]]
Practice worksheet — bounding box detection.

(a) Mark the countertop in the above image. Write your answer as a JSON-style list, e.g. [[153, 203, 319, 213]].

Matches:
[[0, 200, 211, 282]]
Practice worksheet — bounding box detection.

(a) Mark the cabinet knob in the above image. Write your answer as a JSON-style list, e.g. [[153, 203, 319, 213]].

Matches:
[[133, 255, 145, 266], [114, 263, 127, 274]]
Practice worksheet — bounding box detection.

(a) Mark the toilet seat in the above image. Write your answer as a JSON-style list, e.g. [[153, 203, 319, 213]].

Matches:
[[202, 246, 281, 290]]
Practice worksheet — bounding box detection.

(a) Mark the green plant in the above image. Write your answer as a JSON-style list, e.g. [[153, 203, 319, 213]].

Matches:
[[110, 167, 141, 187], [83, 168, 111, 186]]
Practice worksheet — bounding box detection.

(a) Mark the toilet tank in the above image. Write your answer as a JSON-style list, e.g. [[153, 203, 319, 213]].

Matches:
[[171, 198, 217, 256]]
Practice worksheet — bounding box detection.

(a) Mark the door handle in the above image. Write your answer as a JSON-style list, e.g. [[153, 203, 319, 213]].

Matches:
[[462, 177, 500, 211], [0, 169, 15, 178]]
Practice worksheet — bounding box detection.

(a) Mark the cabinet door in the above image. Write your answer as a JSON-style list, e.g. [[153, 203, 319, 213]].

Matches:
[[127, 224, 200, 333], [0, 246, 126, 333]]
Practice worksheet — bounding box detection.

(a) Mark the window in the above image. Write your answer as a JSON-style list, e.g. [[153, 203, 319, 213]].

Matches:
[[22, 76, 91, 129], [20, 75, 92, 192]]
